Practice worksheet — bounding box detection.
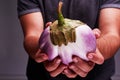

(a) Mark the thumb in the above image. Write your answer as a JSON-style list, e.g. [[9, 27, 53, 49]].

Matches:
[[87, 49, 104, 65], [45, 22, 52, 28], [92, 28, 101, 39], [34, 49, 48, 63]]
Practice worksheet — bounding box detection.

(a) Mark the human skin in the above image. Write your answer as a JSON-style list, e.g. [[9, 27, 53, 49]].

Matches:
[[44, 23, 102, 78], [19, 8, 120, 78], [62, 8, 120, 78]]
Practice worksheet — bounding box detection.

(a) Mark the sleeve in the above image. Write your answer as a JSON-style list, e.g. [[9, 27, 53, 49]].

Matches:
[[17, 0, 41, 17], [100, 0, 120, 9]]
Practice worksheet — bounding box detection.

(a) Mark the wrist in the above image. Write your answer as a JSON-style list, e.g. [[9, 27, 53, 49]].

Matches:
[[97, 33, 120, 60], [24, 35, 40, 58]]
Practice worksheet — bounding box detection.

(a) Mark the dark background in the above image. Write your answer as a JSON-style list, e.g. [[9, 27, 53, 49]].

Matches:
[[0, 0, 120, 80], [0, 0, 27, 80]]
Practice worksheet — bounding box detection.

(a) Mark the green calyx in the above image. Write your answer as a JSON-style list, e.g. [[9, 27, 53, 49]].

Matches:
[[58, 1, 65, 26], [50, 1, 84, 46]]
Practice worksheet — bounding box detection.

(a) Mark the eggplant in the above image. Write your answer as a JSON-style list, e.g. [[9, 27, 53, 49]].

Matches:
[[39, 1, 96, 65]]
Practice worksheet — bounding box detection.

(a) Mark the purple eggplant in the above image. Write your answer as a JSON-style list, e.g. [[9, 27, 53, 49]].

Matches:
[[39, 1, 96, 65]]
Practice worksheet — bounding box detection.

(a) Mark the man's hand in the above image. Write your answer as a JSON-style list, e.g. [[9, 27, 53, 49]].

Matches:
[[68, 56, 95, 78], [87, 48, 104, 65], [63, 28, 104, 78], [33, 49, 48, 63], [64, 48, 104, 78], [19, 12, 48, 63], [38, 22, 66, 77], [44, 57, 67, 77]]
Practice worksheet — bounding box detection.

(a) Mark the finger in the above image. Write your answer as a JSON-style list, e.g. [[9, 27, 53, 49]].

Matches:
[[87, 49, 104, 64], [34, 49, 48, 63], [63, 69, 77, 78], [69, 63, 88, 77], [35, 53, 48, 63], [45, 22, 52, 28], [72, 57, 95, 73], [44, 58, 61, 72], [50, 64, 67, 77], [93, 28, 101, 39]]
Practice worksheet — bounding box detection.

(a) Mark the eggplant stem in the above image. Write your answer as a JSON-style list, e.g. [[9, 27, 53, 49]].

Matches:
[[58, 1, 65, 26]]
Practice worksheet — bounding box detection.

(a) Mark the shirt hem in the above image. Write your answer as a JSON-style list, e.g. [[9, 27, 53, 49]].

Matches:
[[101, 4, 120, 9], [18, 8, 41, 17]]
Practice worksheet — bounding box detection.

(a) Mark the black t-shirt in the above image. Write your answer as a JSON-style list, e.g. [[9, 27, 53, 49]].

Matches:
[[17, 0, 120, 80]]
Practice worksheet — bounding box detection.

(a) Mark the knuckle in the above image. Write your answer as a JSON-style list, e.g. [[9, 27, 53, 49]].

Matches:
[[44, 64, 53, 72], [70, 75, 77, 78], [45, 66, 52, 72], [99, 56, 104, 64], [50, 73, 57, 77], [72, 66, 79, 71], [84, 69, 90, 73], [87, 65, 95, 72], [34, 56, 46, 63], [65, 74, 77, 78], [67, 75, 76, 78], [80, 72, 88, 78], [35, 58, 42, 63], [83, 67, 92, 73]]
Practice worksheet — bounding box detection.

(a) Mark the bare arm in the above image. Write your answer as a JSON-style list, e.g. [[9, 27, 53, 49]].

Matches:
[[98, 8, 120, 60], [19, 12, 67, 77], [19, 12, 44, 59], [63, 8, 120, 78]]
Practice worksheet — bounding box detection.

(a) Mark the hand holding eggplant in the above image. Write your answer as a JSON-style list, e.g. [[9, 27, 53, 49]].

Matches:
[[63, 29, 104, 78], [39, 1, 96, 65], [39, 1, 104, 78]]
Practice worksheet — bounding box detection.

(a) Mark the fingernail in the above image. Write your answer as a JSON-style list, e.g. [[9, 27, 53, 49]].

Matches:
[[69, 65, 74, 69], [43, 54, 48, 60], [73, 58, 78, 63], [64, 69, 68, 74], [56, 59, 61, 64], [88, 54, 93, 59], [96, 32, 100, 37]]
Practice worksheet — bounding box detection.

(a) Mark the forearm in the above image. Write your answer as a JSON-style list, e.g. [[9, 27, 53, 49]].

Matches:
[[19, 12, 44, 58], [97, 33, 120, 60], [97, 8, 120, 60], [24, 35, 40, 58]]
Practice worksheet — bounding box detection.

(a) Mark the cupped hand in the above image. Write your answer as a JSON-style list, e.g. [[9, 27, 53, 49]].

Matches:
[[63, 56, 95, 78], [40, 22, 67, 77], [64, 48, 104, 78], [63, 28, 104, 78], [33, 49, 48, 63], [88, 28, 104, 64], [34, 22, 52, 63], [44, 57, 67, 77]]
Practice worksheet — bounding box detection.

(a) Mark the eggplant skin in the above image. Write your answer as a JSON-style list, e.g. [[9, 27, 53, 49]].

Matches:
[[39, 24, 96, 65]]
